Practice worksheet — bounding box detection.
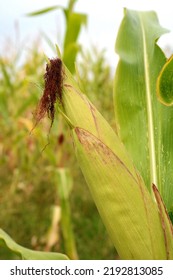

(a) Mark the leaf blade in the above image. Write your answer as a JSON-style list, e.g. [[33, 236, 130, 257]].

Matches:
[[0, 229, 68, 260], [157, 55, 173, 106], [114, 9, 173, 212], [25, 6, 61, 17], [63, 12, 87, 72], [152, 184, 173, 259]]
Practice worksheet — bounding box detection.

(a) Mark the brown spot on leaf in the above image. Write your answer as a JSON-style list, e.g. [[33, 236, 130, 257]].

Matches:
[[75, 127, 138, 184], [58, 133, 64, 145]]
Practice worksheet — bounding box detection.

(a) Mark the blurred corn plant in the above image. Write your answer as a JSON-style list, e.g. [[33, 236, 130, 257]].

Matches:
[[23, 0, 88, 259], [0, 15, 114, 259], [26, 0, 87, 73], [0, 0, 86, 260], [77, 47, 114, 124], [56, 168, 78, 260], [0, 41, 67, 259], [0, 45, 77, 259]]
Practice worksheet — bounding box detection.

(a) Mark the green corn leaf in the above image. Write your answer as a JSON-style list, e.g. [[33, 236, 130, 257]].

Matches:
[[63, 12, 87, 49], [0, 59, 13, 91], [68, 0, 78, 13], [25, 6, 61, 17], [0, 229, 68, 260], [56, 168, 78, 260], [63, 12, 87, 72], [114, 9, 173, 212], [157, 55, 173, 106], [63, 43, 81, 74]]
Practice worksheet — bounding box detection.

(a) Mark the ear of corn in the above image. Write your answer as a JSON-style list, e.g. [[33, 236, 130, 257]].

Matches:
[[63, 67, 137, 178], [59, 65, 173, 259], [71, 127, 166, 259]]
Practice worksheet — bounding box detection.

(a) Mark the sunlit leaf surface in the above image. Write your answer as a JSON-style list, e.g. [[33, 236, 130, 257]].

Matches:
[[114, 9, 173, 213]]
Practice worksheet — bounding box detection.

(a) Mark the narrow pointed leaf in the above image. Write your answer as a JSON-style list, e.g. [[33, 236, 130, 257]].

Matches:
[[0, 229, 68, 260], [25, 6, 61, 17], [152, 184, 173, 259], [56, 168, 78, 260], [63, 12, 87, 72], [114, 9, 173, 212]]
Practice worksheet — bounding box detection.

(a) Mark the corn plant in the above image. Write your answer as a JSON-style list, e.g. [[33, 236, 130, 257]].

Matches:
[[47, 9, 172, 259], [26, 0, 87, 73], [1, 8, 173, 260]]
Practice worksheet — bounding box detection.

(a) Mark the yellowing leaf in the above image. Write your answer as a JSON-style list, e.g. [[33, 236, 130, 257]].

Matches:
[[157, 55, 173, 106], [152, 184, 173, 259], [72, 127, 167, 259]]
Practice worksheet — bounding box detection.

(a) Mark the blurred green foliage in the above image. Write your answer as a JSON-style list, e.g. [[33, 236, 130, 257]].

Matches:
[[26, 0, 87, 73], [0, 39, 115, 259], [0, 0, 116, 259], [78, 47, 115, 125]]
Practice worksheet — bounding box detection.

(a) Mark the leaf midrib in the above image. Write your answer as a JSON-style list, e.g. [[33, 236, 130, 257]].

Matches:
[[140, 15, 158, 190]]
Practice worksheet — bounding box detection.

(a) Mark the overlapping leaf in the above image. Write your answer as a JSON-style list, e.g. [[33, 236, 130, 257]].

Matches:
[[114, 9, 173, 214], [157, 55, 173, 106], [152, 184, 173, 259], [0, 229, 68, 260]]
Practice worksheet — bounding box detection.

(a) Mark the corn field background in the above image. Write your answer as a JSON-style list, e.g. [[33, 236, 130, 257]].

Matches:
[[0, 1, 116, 259]]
